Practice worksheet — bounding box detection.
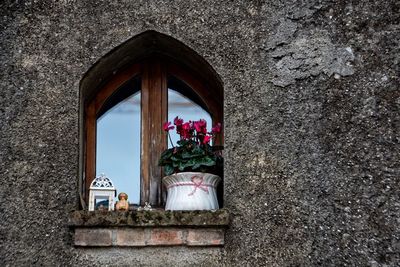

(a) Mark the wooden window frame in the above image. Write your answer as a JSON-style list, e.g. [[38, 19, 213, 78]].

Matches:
[[84, 57, 223, 207]]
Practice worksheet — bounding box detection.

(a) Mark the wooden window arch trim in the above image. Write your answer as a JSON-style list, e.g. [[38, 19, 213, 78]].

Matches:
[[84, 58, 223, 207]]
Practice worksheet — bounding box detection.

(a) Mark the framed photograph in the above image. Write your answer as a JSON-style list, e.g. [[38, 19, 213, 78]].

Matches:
[[94, 196, 109, 210]]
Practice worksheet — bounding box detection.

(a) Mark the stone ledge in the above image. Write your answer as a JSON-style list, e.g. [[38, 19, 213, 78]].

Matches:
[[70, 209, 229, 247], [68, 209, 230, 227]]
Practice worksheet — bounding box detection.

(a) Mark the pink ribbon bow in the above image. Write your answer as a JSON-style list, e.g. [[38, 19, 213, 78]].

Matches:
[[188, 175, 209, 196]]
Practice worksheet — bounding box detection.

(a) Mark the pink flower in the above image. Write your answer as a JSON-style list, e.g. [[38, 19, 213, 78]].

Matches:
[[194, 119, 207, 134], [180, 122, 192, 139], [211, 123, 222, 134], [163, 122, 174, 132], [174, 116, 183, 126], [182, 122, 191, 131], [203, 135, 212, 144], [174, 117, 184, 136]]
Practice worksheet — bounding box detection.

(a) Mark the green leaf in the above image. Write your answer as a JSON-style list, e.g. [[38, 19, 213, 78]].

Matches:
[[192, 146, 205, 155], [172, 161, 180, 168], [181, 148, 204, 159], [164, 165, 174, 176], [177, 140, 188, 146], [159, 148, 174, 165], [181, 151, 192, 159], [201, 156, 216, 166], [178, 161, 186, 171], [171, 156, 181, 162]]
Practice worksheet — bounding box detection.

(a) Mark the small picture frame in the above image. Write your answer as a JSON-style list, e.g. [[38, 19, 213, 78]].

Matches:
[[95, 196, 109, 210]]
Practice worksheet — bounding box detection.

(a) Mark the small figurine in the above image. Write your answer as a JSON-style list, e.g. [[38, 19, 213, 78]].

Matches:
[[115, 192, 129, 211]]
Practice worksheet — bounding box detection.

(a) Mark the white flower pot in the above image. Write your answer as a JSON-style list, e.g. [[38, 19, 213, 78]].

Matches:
[[163, 172, 221, 211]]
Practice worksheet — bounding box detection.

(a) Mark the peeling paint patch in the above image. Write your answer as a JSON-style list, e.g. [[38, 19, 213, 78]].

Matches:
[[265, 30, 355, 87]]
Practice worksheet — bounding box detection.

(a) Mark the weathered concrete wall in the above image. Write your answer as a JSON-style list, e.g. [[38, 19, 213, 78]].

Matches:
[[1, 0, 399, 266]]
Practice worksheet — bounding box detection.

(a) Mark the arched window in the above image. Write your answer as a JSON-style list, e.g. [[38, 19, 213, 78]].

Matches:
[[80, 31, 223, 208]]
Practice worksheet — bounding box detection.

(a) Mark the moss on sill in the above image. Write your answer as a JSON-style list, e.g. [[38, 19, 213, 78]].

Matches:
[[69, 209, 230, 228]]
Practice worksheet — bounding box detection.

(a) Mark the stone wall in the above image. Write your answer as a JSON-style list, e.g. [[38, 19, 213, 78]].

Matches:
[[1, 0, 399, 266]]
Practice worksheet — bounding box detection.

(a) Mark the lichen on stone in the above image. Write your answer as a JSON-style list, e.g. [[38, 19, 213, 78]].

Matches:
[[69, 209, 230, 227]]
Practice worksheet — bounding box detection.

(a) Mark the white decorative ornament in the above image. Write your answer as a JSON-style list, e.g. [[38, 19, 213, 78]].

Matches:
[[137, 202, 152, 211], [88, 174, 116, 211]]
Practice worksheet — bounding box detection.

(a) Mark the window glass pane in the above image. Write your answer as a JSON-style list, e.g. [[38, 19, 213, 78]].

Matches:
[[168, 89, 212, 147], [96, 91, 141, 204]]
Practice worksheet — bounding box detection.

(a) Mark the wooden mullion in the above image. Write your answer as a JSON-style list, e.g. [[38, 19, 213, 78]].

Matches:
[[141, 59, 167, 206], [141, 64, 150, 205]]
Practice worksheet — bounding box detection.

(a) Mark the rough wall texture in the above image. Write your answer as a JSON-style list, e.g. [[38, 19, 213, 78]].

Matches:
[[0, 0, 399, 266]]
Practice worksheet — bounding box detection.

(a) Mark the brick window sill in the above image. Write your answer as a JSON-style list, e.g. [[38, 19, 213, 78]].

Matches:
[[68, 209, 229, 247]]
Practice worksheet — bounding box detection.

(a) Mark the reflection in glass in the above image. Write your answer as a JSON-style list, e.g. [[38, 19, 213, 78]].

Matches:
[[96, 92, 141, 204], [168, 89, 212, 147], [95, 196, 109, 210]]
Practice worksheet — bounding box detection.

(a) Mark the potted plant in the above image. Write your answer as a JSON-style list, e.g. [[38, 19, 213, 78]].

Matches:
[[159, 117, 223, 210]]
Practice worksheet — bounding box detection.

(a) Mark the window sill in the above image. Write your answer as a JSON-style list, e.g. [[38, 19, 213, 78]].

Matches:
[[69, 209, 229, 247]]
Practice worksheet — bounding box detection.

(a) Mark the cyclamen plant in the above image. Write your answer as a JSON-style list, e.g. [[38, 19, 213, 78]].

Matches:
[[159, 117, 223, 176]]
